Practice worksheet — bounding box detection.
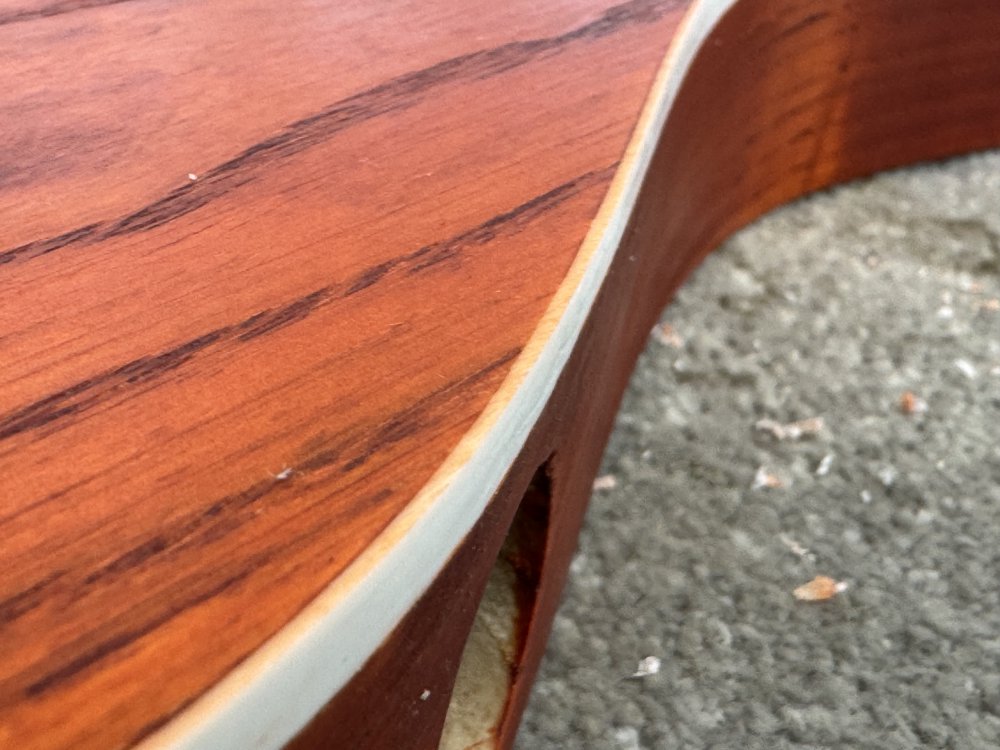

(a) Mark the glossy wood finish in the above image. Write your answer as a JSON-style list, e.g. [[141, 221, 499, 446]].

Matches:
[[2, 0, 999, 747], [1, 2, 688, 748]]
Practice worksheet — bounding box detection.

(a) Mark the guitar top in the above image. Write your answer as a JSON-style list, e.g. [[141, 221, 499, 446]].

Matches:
[[0, 1, 689, 747]]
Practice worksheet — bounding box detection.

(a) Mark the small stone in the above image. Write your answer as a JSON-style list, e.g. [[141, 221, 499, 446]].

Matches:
[[900, 391, 928, 415], [652, 322, 684, 348], [613, 726, 641, 750], [793, 575, 848, 601], [779, 534, 814, 561], [955, 359, 978, 379], [755, 416, 824, 441], [593, 474, 618, 491], [752, 466, 784, 490], [815, 454, 834, 476], [630, 656, 661, 678], [878, 466, 897, 487]]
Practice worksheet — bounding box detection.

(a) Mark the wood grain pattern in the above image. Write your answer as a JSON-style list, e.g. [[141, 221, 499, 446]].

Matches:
[[1, 1, 688, 748], [2, 0, 999, 747]]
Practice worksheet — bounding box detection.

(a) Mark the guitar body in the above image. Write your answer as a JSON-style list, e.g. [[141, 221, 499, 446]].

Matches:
[[1, 1, 998, 748]]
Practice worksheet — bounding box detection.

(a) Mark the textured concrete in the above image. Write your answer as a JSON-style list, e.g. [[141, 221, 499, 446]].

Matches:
[[517, 151, 1000, 749]]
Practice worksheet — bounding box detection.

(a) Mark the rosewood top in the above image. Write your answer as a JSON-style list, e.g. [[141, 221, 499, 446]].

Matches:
[[0, 1, 689, 748]]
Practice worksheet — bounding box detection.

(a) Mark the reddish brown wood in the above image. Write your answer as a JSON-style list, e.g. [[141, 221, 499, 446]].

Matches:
[[1, 2, 686, 748], [2, 0, 999, 747]]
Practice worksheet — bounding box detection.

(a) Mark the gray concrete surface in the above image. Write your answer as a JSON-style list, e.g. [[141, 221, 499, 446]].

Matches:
[[517, 151, 1000, 749]]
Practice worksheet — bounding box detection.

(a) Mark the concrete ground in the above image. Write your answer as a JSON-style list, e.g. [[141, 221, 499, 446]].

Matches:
[[516, 151, 1000, 749]]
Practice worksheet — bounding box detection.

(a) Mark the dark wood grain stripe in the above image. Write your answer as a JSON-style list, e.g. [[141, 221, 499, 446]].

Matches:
[[25, 569, 253, 697], [80, 346, 522, 589], [0, 0, 139, 27], [0, 166, 613, 444], [773, 11, 832, 42], [0, 328, 230, 442], [20, 346, 519, 697], [0, 0, 676, 268], [0, 571, 66, 624], [336, 345, 523, 475]]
